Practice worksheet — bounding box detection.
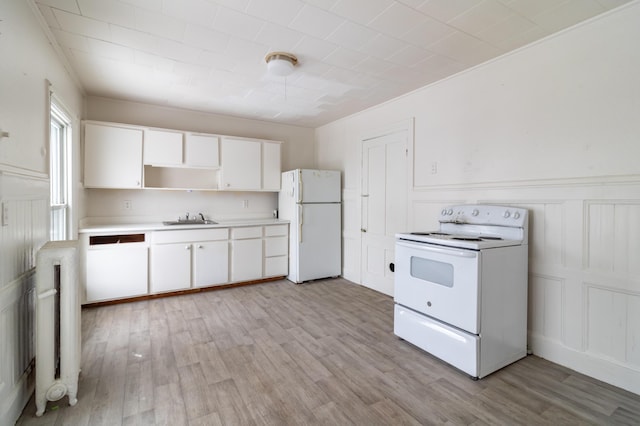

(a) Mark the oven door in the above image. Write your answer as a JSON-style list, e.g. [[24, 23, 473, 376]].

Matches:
[[394, 239, 480, 334]]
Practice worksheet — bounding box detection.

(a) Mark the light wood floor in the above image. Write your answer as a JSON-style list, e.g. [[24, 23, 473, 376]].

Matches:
[[17, 278, 640, 425]]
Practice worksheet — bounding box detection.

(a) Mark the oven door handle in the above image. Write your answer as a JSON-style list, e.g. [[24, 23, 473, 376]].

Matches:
[[396, 240, 477, 258]]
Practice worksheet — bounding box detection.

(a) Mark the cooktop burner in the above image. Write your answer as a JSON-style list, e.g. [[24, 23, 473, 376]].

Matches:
[[398, 205, 527, 250], [409, 232, 503, 241], [397, 231, 518, 250]]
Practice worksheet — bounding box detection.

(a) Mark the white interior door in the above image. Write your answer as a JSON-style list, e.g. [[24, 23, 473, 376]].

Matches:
[[361, 129, 408, 296]]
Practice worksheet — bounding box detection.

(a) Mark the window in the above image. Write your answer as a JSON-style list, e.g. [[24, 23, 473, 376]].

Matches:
[[50, 98, 72, 241]]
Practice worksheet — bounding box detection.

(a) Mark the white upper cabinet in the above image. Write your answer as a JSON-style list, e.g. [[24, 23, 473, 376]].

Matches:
[[83, 120, 279, 191], [84, 122, 143, 189], [185, 133, 220, 168], [220, 137, 282, 191], [144, 130, 219, 169], [220, 138, 262, 190], [263, 142, 281, 191], [143, 129, 183, 166]]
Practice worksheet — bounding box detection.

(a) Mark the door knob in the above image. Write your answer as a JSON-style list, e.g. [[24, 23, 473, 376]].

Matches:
[[361, 228, 367, 232]]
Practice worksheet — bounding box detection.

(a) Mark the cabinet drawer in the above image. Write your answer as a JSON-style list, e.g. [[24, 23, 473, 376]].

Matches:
[[265, 256, 288, 277], [231, 226, 262, 239], [153, 228, 228, 244], [264, 224, 288, 237], [265, 236, 288, 257]]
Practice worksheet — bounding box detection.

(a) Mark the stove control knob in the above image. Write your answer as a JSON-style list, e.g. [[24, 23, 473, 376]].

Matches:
[[513, 212, 521, 219], [472, 209, 479, 217], [441, 209, 447, 216], [447, 209, 453, 215], [503, 210, 511, 218]]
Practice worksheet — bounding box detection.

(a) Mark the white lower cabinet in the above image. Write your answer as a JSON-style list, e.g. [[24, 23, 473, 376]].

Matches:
[[150, 243, 192, 293], [193, 241, 229, 287], [84, 233, 148, 303], [230, 227, 263, 282], [83, 223, 288, 303], [230, 224, 289, 281], [264, 224, 289, 277], [151, 228, 228, 293]]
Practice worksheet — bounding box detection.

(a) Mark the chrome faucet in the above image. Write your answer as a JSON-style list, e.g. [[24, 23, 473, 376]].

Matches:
[[185, 212, 190, 221], [199, 213, 205, 221]]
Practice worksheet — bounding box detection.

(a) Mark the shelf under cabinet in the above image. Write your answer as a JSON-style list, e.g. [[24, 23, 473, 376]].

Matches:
[[143, 165, 219, 190]]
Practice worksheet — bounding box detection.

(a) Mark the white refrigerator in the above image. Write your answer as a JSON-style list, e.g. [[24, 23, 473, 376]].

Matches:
[[278, 169, 342, 283]]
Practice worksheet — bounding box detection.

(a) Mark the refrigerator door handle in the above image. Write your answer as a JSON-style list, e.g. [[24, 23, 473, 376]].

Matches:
[[298, 204, 303, 243], [297, 169, 303, 203]]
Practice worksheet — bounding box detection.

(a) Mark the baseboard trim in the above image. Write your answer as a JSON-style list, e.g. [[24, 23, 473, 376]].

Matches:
[[530, 333, 640, 395], [82, 276, 286, 308]]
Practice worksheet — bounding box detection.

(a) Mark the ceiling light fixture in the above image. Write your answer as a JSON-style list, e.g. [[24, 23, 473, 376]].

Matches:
[[265, 52, 298, 77]]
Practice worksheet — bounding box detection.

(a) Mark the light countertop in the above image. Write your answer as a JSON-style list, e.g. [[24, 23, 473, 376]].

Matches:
[[79, 218, 289, 234]]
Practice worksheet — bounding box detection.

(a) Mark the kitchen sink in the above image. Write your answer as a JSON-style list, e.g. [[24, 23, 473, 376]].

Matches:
[[162, 220, 218, 226]]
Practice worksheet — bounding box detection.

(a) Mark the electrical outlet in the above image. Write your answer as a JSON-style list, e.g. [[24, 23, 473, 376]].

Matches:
[[242, 199, 249, 208], [431, 161, 438, 174], [124, 200, 132, 210]]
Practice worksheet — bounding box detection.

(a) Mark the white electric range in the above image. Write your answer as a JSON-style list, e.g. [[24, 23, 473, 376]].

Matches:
[[394, 204, 529, 379]]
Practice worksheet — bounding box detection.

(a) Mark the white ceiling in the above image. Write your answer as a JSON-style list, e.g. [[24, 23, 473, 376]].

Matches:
[[32, 0, 632, 127]]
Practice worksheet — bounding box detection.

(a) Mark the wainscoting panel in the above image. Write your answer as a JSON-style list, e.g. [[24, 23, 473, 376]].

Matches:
[[586, 285, 640, 369], [0, 171, 49, 423], [0, 273, 37, 423], [529, 274, 564, 344], [586, 201, 640, 277], [522, 201, 565, 268]]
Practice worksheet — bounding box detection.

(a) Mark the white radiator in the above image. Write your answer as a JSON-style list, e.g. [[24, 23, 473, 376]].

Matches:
[[35, 240, 81, 417]]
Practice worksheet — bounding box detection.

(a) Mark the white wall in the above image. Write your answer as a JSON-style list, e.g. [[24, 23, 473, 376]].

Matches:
[[315, 2, 640, 395], [0, 1, 83, 423], [83, 97, 315, 221]]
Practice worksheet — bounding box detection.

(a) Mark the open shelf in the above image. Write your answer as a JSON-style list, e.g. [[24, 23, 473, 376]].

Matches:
[[143, 165, 219, 190]]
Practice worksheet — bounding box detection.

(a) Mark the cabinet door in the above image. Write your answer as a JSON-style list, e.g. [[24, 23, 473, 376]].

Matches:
[[150, 243, 191, 292], [230, 238, 262, 282], [143, 129, 183, 165], [262, 142, 281, 191], [193, 241, 228, 287], [220, 138, 261, 190], [86, 246, 148, 302], [84, 123, 143, 188], [185, 134, 219, 168]]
